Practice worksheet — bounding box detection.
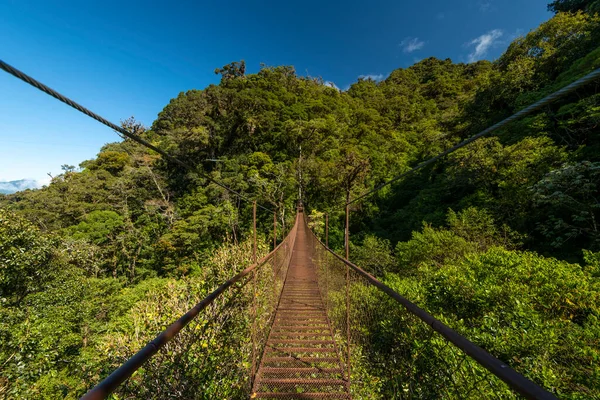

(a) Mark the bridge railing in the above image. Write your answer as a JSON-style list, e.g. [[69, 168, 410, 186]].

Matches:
[[82, 213, 299, 400], [304, 217, 557, 400]]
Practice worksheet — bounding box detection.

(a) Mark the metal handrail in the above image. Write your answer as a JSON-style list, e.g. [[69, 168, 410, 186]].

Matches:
[[304, 220, 558, 400], [81, 215, 300, 400]]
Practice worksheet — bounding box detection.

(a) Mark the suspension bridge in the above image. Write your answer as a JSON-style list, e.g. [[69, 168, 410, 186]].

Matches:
[[80, 206, 560, 400], [2, 59, 599, 399]]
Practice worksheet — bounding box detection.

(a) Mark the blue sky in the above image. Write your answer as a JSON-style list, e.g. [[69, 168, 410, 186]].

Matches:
[[0, 0, 552, 185]]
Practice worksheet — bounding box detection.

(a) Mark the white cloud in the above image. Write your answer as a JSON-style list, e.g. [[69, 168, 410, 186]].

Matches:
[[400, 37, 425, 53], [467, 29, 503, 62], [358, 74, 385, 81], [0, 179, 42, 194], [38, 175, 52, 187], [478, 0, 494, 12], [324, 81, 340, 91], [509, 28, 524, 40]]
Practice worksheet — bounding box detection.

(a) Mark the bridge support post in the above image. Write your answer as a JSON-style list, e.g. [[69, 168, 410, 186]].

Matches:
[[253, 201, 257, 263], [344, 205, 351, 389], [251, 201, 257, 385], [325, 213, 329, 248], [325, 214, 329, 311], [273, 211, 277, 310], [345, 206, 349, 260]]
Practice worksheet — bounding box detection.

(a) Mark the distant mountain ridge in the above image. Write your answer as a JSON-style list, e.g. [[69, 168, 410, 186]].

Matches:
[[0, 179, 41, 194]]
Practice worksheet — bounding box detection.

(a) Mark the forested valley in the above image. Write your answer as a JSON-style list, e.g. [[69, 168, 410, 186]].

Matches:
[[1, 1, 600, 398]]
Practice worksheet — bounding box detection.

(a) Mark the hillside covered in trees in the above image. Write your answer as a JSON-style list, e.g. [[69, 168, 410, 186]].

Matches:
[[1, 1, 599, 398]]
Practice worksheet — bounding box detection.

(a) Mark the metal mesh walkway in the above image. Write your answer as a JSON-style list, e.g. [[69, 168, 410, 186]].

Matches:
[[252, 213, 350, 399]]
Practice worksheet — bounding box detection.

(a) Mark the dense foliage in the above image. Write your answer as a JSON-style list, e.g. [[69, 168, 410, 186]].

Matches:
[[1, 3, 599, 398]]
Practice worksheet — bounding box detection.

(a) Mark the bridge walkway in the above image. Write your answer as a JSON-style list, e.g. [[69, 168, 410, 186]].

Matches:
[[252, 215, 350, 399]]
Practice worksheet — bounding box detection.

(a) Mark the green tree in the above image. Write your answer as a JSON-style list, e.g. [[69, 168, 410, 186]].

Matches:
[[532, 161, 600, 251], [0, 209, 62, 305], [548, 0, 600, 13], [214, 60, 246, 80]]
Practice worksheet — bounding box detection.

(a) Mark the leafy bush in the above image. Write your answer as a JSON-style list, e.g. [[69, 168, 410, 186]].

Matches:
[[420, 248, 600, 398], [351, 235, 395, 276], [394, 207, 516, 273], [532, 161, 600, 251], [0, 209, 63, 305]]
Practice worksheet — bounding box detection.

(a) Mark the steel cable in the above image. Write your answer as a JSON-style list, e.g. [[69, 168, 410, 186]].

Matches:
[[0, 59, 274, 213], [347, 67, 600, 207]]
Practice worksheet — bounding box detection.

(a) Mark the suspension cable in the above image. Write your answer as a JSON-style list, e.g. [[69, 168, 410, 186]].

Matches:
[[347, 67, 600, 207], [0, 59, 274, 213]]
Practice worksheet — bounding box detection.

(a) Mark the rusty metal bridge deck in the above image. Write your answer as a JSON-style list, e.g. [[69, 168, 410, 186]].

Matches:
[[252, 215, 350, 399]]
